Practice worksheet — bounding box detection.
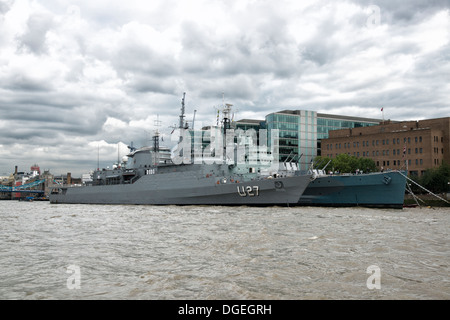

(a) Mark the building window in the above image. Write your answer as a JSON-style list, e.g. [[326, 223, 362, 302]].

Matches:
[[419, 136, 422, 143]]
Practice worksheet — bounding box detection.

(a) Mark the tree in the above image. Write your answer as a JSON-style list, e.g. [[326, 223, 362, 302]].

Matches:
[[416, 161, 450, 194], [357, 158, 377, 173], [332, 154, 358, 173], [313, 155, 377, 174]]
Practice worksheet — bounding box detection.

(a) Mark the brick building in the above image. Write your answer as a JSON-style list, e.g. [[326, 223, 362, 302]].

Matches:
[[321, 117, 450, 176]]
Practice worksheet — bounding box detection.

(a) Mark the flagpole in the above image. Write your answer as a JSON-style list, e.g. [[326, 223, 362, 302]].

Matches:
[[381, 107, 384, 123]]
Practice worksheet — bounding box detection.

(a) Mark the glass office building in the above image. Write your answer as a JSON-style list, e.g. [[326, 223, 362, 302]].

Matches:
[[265, 110, 318, 171], [264, 111, 381, 171]]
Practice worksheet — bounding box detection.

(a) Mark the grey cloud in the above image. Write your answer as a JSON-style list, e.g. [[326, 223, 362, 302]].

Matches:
[[18, 13, 54, 55], [113, 42, 178, 78], [192, 75, 257, 102], [126, 74, 179, 95], [180, 14, 300, 79], [2, 74, 54, 92], [0, 1, 12, 15], [353, 0, 450, 24]]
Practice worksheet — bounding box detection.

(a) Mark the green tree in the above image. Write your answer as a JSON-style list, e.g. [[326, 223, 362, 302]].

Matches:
[[357, 158, 377, 173], [332, 154, 358, 173], [417, 161, 450, 194], [313, 155, 377, 174]]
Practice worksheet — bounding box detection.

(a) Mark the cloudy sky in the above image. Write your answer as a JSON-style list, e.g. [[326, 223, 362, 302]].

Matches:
[[0, 0, 449, 176]]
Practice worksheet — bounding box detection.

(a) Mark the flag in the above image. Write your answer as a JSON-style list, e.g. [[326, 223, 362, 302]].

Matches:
[[381, 107, 383, 112]]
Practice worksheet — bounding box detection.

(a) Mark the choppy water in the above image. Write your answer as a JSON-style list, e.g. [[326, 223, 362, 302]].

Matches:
[[0, 201, 448, 300]]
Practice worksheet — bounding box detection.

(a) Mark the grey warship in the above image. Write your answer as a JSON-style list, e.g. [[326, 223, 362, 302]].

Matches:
[[49, 94, 312, 205]]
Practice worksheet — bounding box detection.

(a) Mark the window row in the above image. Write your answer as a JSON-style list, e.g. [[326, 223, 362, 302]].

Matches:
[[326, 136, 427, 150]]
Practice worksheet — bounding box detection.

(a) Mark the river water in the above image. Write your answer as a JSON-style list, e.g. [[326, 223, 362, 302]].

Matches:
[[0, 201, 448, 300]]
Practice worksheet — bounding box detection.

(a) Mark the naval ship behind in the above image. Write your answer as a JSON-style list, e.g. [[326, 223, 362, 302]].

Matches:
[[49, 94, 313, 206], [298, 169, 407, 209]]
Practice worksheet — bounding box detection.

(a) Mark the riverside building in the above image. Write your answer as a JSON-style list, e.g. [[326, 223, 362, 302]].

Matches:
[[321, 117, 450, 176]]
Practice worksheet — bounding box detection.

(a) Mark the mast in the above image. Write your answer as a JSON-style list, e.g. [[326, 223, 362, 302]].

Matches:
[[222, 103, 233, 134], [179, 92, 186, 130], [179, 92, 186, 143], [97, 144, 100, 171], [117, 143, 120, 168], [153, 115, 161, 165]]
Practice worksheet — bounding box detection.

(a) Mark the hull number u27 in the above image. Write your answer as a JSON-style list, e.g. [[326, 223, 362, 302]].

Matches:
[[237, 186, 260, 197]]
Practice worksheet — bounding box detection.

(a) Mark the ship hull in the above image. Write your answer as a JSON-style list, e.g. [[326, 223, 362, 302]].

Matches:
[[50, 172, 312, 206], [298, 171, 407, 209]]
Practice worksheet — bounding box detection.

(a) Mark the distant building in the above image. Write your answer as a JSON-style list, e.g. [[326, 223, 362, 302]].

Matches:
[[321, 117, 450, 176]]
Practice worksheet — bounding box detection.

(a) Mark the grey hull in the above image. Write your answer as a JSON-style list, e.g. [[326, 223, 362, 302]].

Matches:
[[50, 172, 312, 206]]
